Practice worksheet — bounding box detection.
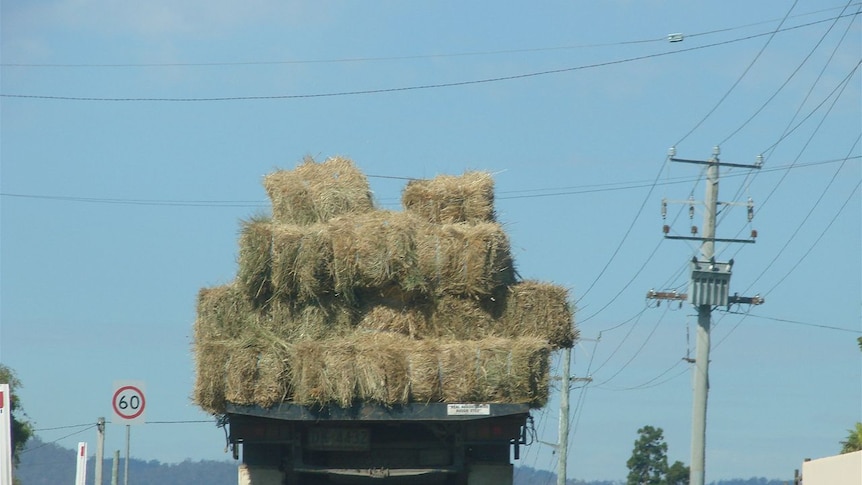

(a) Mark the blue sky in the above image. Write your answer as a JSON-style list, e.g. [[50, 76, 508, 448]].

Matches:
[[2, 1, 860, 482]]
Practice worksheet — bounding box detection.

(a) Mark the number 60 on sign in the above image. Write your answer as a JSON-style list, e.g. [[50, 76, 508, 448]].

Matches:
[[112, 381, 146, 424]]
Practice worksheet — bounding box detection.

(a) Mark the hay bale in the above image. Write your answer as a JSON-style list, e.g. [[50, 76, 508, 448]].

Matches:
[[500, 281, 576, 349], [287, 340, 329, 406], [439, 341, 481, 402], [438, 337, 551, 406], [192, 340, 229, 414], [404, 340, 443, 402], [429, 296, 496, 340], [270, 223, 335, 302], [417, 222, 516, 298], [356, 303, 431, 338], [195, 284, 256, 340], [329, 211, 427, 297], [236, 217, 274, 306], [402, 171, 495, 224], [265, 297, 356, 341], [264, 156, 374, 225], [224, 341, 261, 406], [508, 338, 551, 407], [287, 339, 358, 407], [353, 333, 410, 405], [254, 345, 291, 408]]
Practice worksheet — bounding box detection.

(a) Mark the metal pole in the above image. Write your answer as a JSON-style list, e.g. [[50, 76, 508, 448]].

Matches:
[[124, 425, 130, 485], [690, 150, 719, 485], [112, 450, 119, 485], [95, 417, 105, 485], [557, 346, 571, 485]]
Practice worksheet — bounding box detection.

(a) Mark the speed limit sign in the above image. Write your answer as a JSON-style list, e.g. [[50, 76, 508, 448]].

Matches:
[[112, 381, 146, 424]]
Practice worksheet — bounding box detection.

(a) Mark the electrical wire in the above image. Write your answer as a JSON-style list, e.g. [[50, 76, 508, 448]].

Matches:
[[20, 425, 97, 455], [674, 0, 800, 147], [4, 4, 857, 69], [719, 0, 857, 147], [742, 89, 861, 291], [33, 423, 95, 432], [4, 13, 858, 103], [1, 157, 855, 208]]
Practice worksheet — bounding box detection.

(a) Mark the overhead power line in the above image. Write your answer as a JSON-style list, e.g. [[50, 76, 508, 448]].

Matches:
[[3, 4, 855, 69], [2, 13, 857, 103], [1, 156, 856, 208]]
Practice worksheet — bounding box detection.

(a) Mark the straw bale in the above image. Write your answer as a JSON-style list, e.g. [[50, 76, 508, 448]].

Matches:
[[265, 156, 374, 225], [507, 338, 551, 407], [328, 211, 428, 297], [224, 342, 261, 406], [195, 284, 256, 340], [287, 339, 358, 407], [417, 222, 516, 298], [353, 333, 410, 405], [270, 223, 334, 302], [429, 296, 496, 340], [402, 172, 496, 224], [287, 341, 329, 405], [501, 281, 576, 349], [404, 340, 443, 402], [265, 298, 356, 341], [254, 346, 291, 408], [236, 217, 274, 306], [192, 340, 229, 414], [356, 303, 430, 338], [436, 338, 551, 405], [439, 341, 481, 402]]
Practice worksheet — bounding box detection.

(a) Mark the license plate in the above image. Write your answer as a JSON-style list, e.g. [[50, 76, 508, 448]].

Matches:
[[307, 427, 370, 451]]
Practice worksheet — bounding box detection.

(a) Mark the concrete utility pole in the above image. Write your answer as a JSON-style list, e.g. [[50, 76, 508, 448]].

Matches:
[[557, 346, 570, 485], [556, 345, 593, 485], [648, 146, 764, 485], [95, 417, 105, 485], [112, 450, 119, 485]]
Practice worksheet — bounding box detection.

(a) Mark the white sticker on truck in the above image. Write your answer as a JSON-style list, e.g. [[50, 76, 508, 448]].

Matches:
[[447, 403, 491, 416]]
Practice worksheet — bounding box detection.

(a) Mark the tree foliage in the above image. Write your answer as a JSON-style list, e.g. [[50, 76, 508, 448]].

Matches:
[[840, 422, 862, 454], [0, 364, 34, 465], [626, 425, 689, 485]]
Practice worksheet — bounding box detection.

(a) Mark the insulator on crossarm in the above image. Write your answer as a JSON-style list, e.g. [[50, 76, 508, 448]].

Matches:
[[691, 225, 698, 235], [751, 229, 758, 239], [663, 224, 670, 235]]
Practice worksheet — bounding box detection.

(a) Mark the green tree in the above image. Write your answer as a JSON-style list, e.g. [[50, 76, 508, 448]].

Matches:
[[840, 422, 862, 453], [627, 426, 668, 485], [0, 364, 34, 464], [626, 425, 689, 485], [666, 460, 690, 485]]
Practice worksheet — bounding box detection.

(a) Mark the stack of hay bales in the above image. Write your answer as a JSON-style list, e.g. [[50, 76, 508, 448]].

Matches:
[[194, 156, 576, 414]]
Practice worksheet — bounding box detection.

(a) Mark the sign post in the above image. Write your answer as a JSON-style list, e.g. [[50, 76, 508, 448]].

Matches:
[[0, 384, 12, 485], [112, 381, 146, 485], [74, 442, 88, 485]]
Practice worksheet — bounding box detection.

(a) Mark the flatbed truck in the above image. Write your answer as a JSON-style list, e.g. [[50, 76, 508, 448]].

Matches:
[[226, 402, 533, 485]]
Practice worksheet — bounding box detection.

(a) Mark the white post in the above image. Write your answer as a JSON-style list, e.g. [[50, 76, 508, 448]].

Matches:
[[124, 425, 130, 485], [557, 347, 570, 485], [0, 384, 12, 485], [75, 442, 88, 485], [95, 417, 105, 485]]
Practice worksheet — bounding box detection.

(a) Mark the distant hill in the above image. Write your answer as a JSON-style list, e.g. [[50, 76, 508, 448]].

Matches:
[[16, 437, 236, 485], [513, 465, 790, 485], [16, 439, 789, 485]]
